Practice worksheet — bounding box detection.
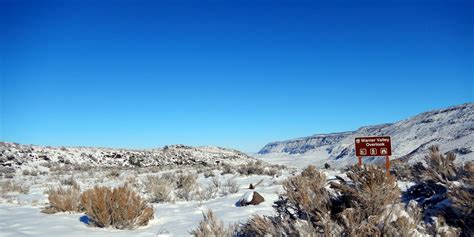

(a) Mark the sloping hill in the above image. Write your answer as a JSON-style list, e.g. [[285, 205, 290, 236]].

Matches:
[[258, 103, 474, 168], [0, 143, 256, 173]]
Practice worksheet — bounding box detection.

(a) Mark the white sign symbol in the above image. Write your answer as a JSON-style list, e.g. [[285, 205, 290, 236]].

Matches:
[[356, 139, 360, 143], [381, 148, 388, 155], [360, 148, 367, 155], [370, 148, 377, 155]]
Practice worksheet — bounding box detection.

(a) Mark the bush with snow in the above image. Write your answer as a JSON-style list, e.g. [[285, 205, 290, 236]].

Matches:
[[145, 175, 174, 203], [402, 146, 473, 236], [241, 164, 432, 236], [222, 177, 239, 195], [176, 173, 198, 201]]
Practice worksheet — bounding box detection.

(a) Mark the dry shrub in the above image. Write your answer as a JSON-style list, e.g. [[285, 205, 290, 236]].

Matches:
[[81, 185, 154, 229], [22, 169, 39, 176], [176, 173, 198, 201], [222, 177, 239, 195], [242, 171, 336, 235], [423, 145, 458, 184], [211, 176, 221, 190], [284, 166, 332, 226], [106, 169, 121, 178], [160, 172, 178, 183], [198, 176, 220, 202], [196, 178, 222, 206], [331, 165, 400, 235], [3, 173, 14, 179], [220, 163, 234, 175], [73, 163, 92, 172], [241, 159, 453, 236], [203, 170, 215, 178], [43, 185, 82, 214], [241, 215, 277, 236], [124, 174, 143, 191], [375, 201, 425, 236], [272, 165, 338, 235], [237, 162, 265, 176], [391, 162, 414, 181], [190, 210, 238, 237], [0, 180, 29, 194], [428, 216, 460, 237], [145, 175, 173, 203], [444, 161, 474, 236], [205, 176, 220, 199], [196, 187, 212, 206], [404, 147, 472, 236], [60, 175, 79, 189], [331, 165, 400, 216], [242, 215, 320, 236]]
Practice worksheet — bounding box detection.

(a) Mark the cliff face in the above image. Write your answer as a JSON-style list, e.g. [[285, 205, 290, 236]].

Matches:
[[258, 103, 474, 166]]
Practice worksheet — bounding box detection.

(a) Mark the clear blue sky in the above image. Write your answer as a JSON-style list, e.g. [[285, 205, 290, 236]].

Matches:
[[1, 0, 472, 152]]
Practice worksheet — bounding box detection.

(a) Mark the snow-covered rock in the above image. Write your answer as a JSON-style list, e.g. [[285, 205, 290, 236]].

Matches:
[[238, 191, 265, 206], [0, 143, 257, 171], [258, 103, 474, 167]]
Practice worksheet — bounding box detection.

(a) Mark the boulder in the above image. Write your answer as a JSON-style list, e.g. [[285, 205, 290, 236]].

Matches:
[[238, 191, 264, 206]]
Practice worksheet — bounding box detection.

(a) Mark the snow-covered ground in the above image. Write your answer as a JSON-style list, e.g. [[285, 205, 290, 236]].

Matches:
[[0, 141, 420, 237], [0, 167, 289, 237]]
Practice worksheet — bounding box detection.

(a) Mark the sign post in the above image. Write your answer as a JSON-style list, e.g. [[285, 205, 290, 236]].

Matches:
[[354, 136, 392, 176]]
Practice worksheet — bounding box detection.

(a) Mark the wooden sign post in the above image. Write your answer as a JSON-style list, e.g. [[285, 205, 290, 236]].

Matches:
[[355, 136, 392, 176]]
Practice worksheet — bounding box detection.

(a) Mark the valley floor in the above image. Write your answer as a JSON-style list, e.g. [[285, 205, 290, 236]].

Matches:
[[0, 165, 292, 237], [0, 157, 411, 237]]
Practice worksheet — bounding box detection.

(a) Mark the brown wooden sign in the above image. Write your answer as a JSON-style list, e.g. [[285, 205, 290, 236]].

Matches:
[[354, 136, 392, 176], [355, 136, 392, 156]]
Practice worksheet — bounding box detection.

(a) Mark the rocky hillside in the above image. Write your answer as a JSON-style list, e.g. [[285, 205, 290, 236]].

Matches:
[[0, 142, 256, 173], [258, 103, 474, 167]]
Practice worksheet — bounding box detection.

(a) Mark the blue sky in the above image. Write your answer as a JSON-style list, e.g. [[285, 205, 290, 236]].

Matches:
[[0, 0, 472, 152]]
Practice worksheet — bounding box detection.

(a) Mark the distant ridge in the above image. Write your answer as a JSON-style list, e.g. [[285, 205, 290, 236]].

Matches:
[[258, 103, 474, 167]]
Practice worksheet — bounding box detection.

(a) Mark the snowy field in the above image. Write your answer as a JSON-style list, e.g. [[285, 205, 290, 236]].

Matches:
[[0, 147, 424, 237], [0, 165, 297, 237]]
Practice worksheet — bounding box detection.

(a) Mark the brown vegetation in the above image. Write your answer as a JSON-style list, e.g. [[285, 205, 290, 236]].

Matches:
[[190, 210, 237, 237], [43, 185, 82, 214], [81, 185, 154, 229]]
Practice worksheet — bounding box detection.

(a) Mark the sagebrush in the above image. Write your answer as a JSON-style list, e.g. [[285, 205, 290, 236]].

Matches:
[[190, 210, 238, 237], [81, 185, 154, 229], [43, 185, 82, 214]]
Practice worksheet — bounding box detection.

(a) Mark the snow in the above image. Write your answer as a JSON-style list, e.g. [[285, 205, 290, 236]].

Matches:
[[253, 149, 331, 169], [0, 169, 283, 236], [239, 191, 254, 203]]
